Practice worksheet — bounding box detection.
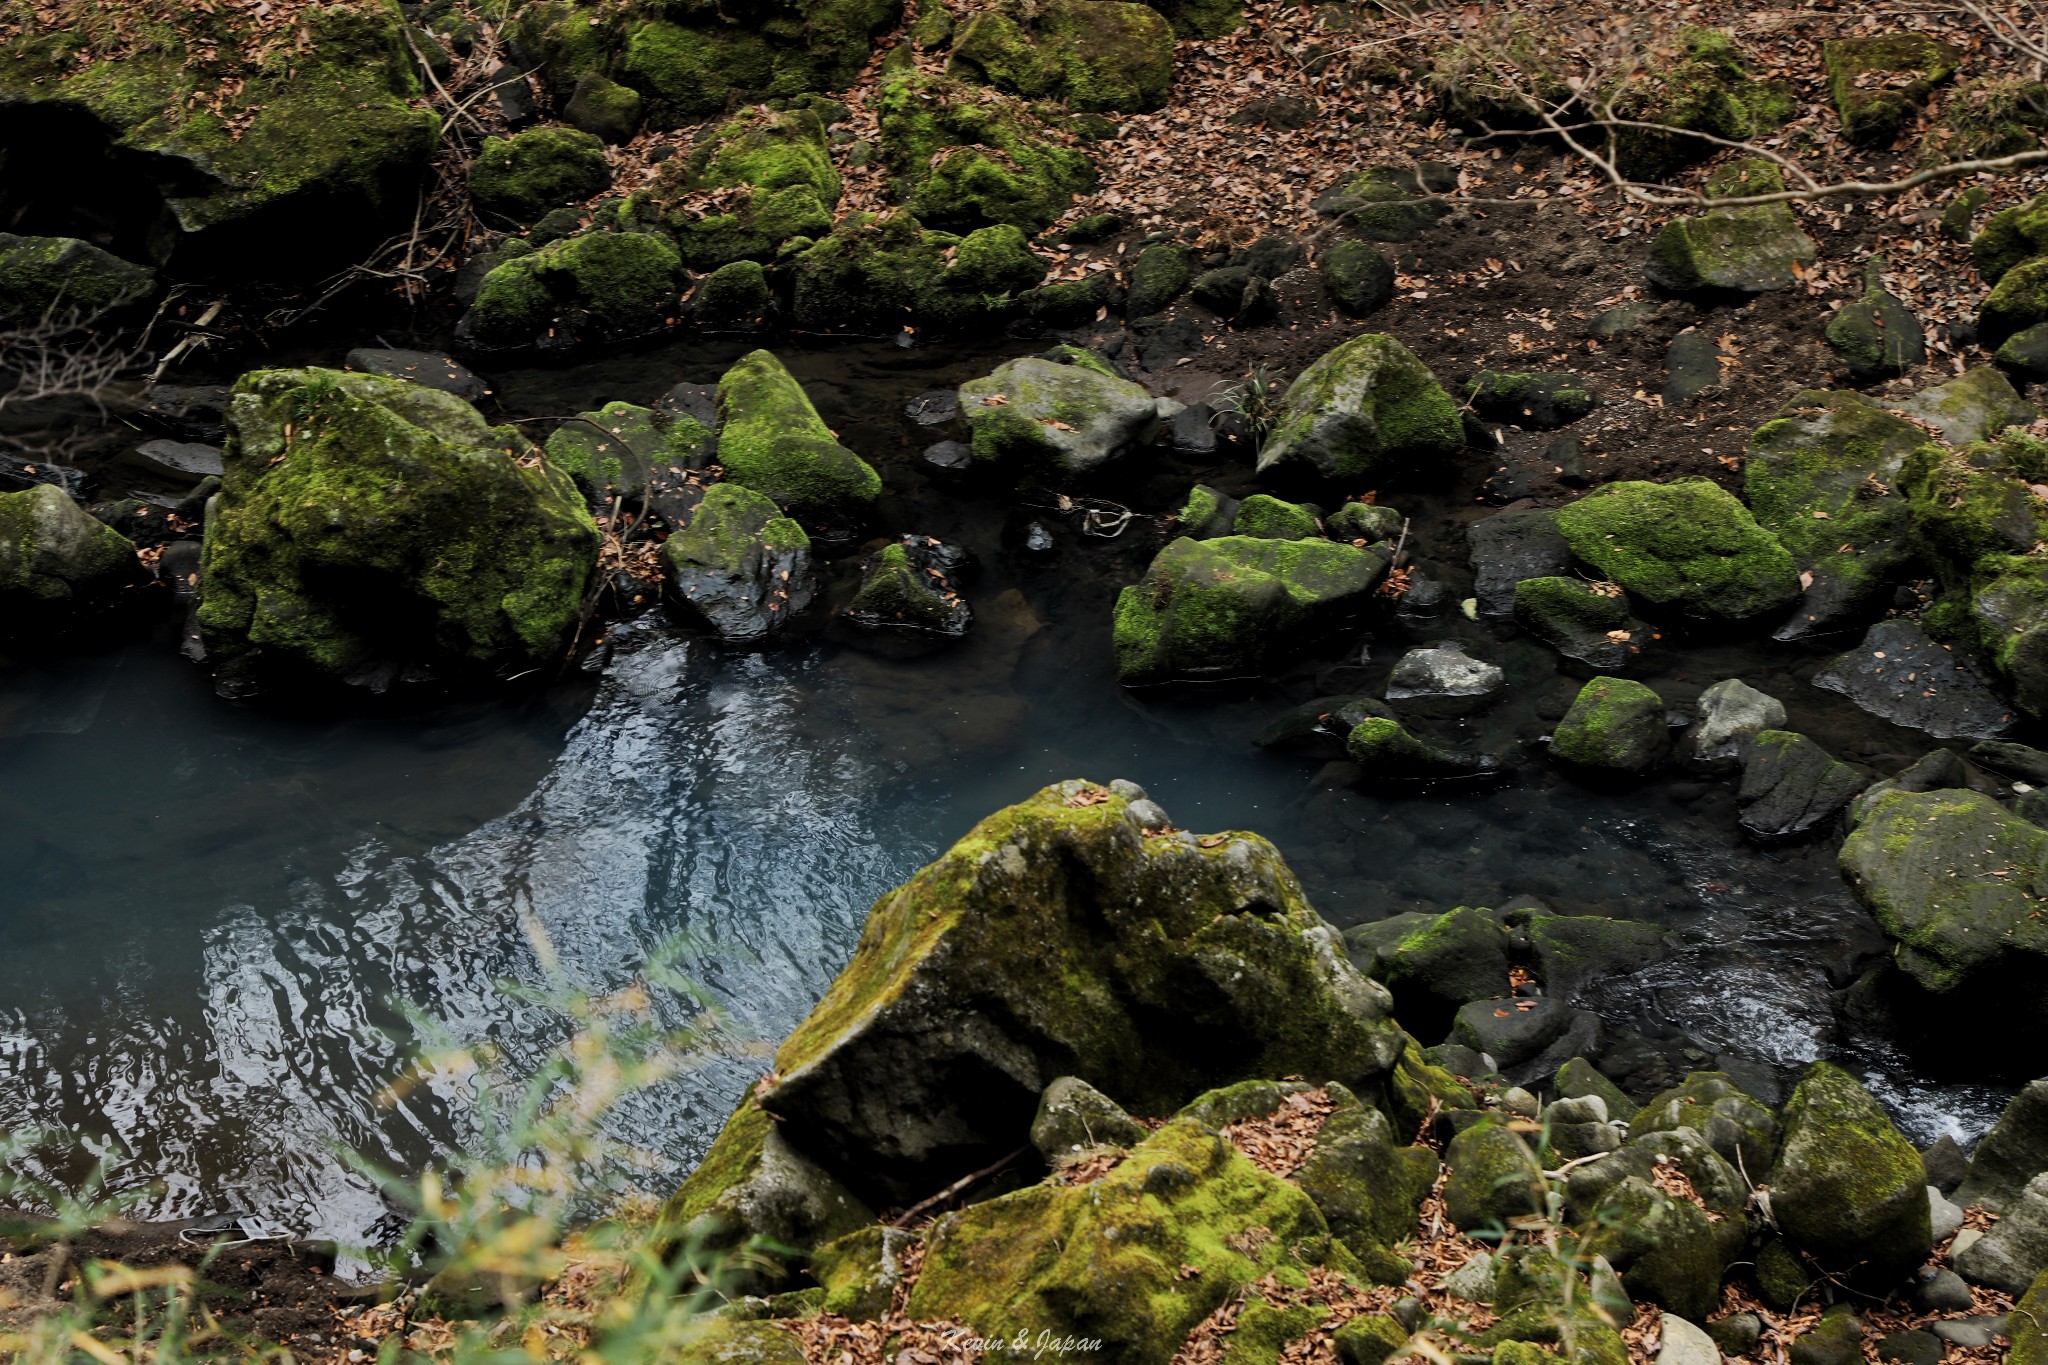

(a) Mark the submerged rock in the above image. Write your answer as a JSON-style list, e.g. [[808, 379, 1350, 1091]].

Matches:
[[1345, 717, 1502, 786], [1113, 535, 1387, 686], [661, 483, 814, 645], [1255, 334, 1462, 483], [1255, 694, 1392, 759], [837, 535, 973, 654], [1555, 478, 1799, 624], [196, 368, 598, 693], [1512, 577, 1650, 672], [959, 346, 1174, 481], [716, 350, 881, 536]]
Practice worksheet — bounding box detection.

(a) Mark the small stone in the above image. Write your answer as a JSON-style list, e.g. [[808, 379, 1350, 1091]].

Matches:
[[1656, 1313, 1719, 1365], [1931, 1317, 2007, 1350], [1385, 643, 1506, 716], [1911, 1265, 1975, 1313], [1706, 1313, 1763, 1356], [1876, 1329, 1943, 1365]]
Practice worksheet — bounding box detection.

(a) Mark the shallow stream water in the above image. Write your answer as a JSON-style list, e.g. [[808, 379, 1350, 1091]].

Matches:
[[0, 339, 2017, 1246]]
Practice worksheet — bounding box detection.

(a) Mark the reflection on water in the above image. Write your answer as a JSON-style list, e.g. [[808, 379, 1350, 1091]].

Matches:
[[0, 339, 2021, 1243]]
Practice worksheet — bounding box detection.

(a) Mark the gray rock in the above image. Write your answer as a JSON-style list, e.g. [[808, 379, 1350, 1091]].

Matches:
[[1930, 1317, 2007, 1350], [1736, 730, 1866, 843], [1706, 1313, 1763, 1356], [1656, 1313, 1719, 1365], [1789, 1305, 1864, 1365], [1769, 1062, 1933, 1284], [1910, 1264, 1975, 1312], [1526, 914, 1672, 997], [1950, 1227, 1984, 1259], [1876, 1329, 1943, 1365], [1646, 181, 1819, 294], [958, 351, 1174, 479], [1891, 366, 2038, 445], [1443, 1122, 1546, 1231], [1546, 1095, 1609, 1125], [1814, 619, 2016, 740], [1685, 678, 1788, 771], [1443, 1250, 1495, 1303], [1030, 1076, 1149, 1164], [1954, 1170, 2048, 1293], [1971, 739, 2048, 786], [1590, 301, 1658, 338], [1294, 1083, 1437, 1247], [1929, 1185, 1965, 1243], [1631, 1071, 1782, 1177], [1467, 506, 1572, 621], [1547, 1120, 1626, 1161], [1922, 1133, 1971, 1194], [1956, 1078, 2048, 1211], [344, 348, 488, 401], [1385, 643, 1505, 716], [677, 1123, 875, 1292], [0, 484, 138, 619], [133, 439, 225, 480], [1663, 329, 1723, 404], [1345, 906, 1511, 1036], [1450, 996, 1575, 1070]]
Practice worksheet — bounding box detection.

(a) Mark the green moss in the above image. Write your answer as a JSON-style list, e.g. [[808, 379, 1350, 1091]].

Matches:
[[684, 108, 842, 203], [0, 235, 156, 321], [1550, 676, 1668, 773], [1972, 193, 2048, 285], [1321, 240, 1394, 317], [874, 72, 1098, 233], [947, 223, 1048, 293], [1233, 495, 1320, 542], [1326, 502, 1402, 543], [1332, 1314, 1408, 1365], [1929, 78, 2048, 167], [694, 260, 775, 327], [789, 210, 1039, 330], [1145, 0, 1243, 39], [1128, 243, 1196, 317], [1769, 1061, 1932, 1283], [844, 542, 961, 633], [1442, 1118, 1545, 1234], [620, 19, 780, 128], [1554, 1058, 1637, 1122], [1292, 1085, 1438, 1249], [1754, 1238, 1817, 1311], [1981, 254, 2048, 346], [1607, 28, 1796, 181], [1513, 576, 1632, 637], [196, 368, 598, 685], [1114, 535, 1387, 684], [0, 485, 136, 610], [674, 1316, 808, 1365], [1823, 34, 1960, 146], [563, 71, 645, 143], [1386, 1034, 1478, 1134], [1256, 334, 1462, 482], [948, 0, 1174, 113], [462, 229, 683, 348], [1220, 1297, 1329, 1365], [544, 401, 706, 498], [715, 350, 881, 529], [655, 1101, 774, 1240], [1577, 1175, 1734, 1321], [1555, 478, 1799, 622], [469, 126, 612, 224], [2010, 1268, 2048, 1365], [1644, 160, 1815, 294], [1175, 485, 1231, 538]]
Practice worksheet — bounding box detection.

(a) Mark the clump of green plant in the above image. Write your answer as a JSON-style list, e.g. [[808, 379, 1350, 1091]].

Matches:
[[1209, 364, 1286, 448]]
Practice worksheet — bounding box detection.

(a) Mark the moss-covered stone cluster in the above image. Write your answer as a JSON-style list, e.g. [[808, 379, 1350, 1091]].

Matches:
[[1606, 29, 1796, 182], [713, 350, 880, 536], [790, 211, 1046, 332], [873, 72, 1098, 234], [1644, 161, 1818, 294], [196, 368, 599, 692], [0, 233, 156, 321], [632, 107, 843, 270], [458, 228, 684, 352], [948, 0, 1175, 113], [1822, 34, 1960, 147], [468, 126, 613, 225], [0, 484, 138, 626]]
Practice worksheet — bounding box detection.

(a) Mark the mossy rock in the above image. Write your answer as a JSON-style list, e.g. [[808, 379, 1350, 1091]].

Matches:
[[1173, 484, 1237, 539], [1644, 160, 1817, 294], [469, 126, 612, 224], [1023, 271, 1121, 326], [1825, 260, 1924, 381], [1255, 334, 1462, 483], [1629, 1071, 1780, 1174], [1511, 577, 1648, 672], [748, 781, 1404, 1203], [1606, 29, 1796, 182], [1555, 1057, 1638, 1122], [1971, 193, 2048, 287], [874, 72, 1098, 234], [545, 400, 707, 501], [1344, 718, 1500, 785], [1930, 76, 2048, 167], [196, 368, 599, 692], [908, 1119, 1370, 1363], [1332, 1314, 1408, 1365], [662, 482, 815, 645], [1142, 0, 1243, 39], [0, 234, 156, 322], [681, 107, 842, 203], [1113, 535, 1389, 685], [1767, 1061, 1932, 1284], [1980, 254, 2048, 347], [840, 538, 972, 647], [1327, 501, 1402, 543], [949, 0, 1174, 113], [1555, 478, 1799, 623], [674, 1315, 809, 1365], [1349, 905, 1511, 1037], [1294, 1084, 1439, 1249], [693, 260, 776, 328], [1577, 1174, 1737, 1321], [1442, 1118, 1546, 1234], [1127, 243, 1196, 317], [563, 71, 645, 144], [458, 229, 683, 351], [2012, 1267, 2048, 1365], [1550, 676, 1668, 774], [1314, 165, 1455, 244], [0, 485, 138, 624], [959, 347, 1167, 481], [789, 211, 1044, 331], [1840, 786, 2048, 1009], [1321, 241, 1394, 317], [1823, 34, 1960, 147], [1465, 371, 1597, 430], [0, 0, 437, 269], [1233, 495, 1321, 541], [715, 350, 881, 533], [1891, 366, 2037, 446], [1525, 914, 1671, 997]]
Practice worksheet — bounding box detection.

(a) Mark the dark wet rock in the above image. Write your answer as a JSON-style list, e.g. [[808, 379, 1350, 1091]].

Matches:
[[1683, 677, 1787, 771], [1745, 390, 1926, 643], [344, 348, 488, 402], [1114, 536, 1387, 685], [0, 485, 138, 629], [1022, 269, 1121, 328], [1165, 404, 1220, 457], [1465, 372, 1598, 430], [1526, 915, 1671, 998], [1384, 643, 1504, 716], [1254, 333, 1462, 483], [1813, 619, 2015, 740], [1171, 483, 1238, 539], [1973, 739, 2048, 786], [135, 384, 231, 445], [1468, 506, 1571, 621], [1892, 366, 2038, 445], [1955, 1079, 2048, 1212], [1789, 1305, 1865, 1365], [1512, 577, 1650, 672], [1550, 676, 1669, 775], [1736, 730, 1866, 843], [1956, 1172, 2048, 1292], [1344, 716, 1502, 786], [1826, 259, 1926, 380], [1130, 313, 1207, 370], [1450, 997, 1576, 1071], [1442, 1119, 1546, 1232], [1878, 1329, 1943, 1365], [959, 345, 1177, 481], [1769, 1061, 1933, 1285], [1327, 500, 1402, 544], [906, 390, 960, 427], [1030, 1076, 1148, 1165], [1256, 694, 1393, 760], [1392, 565, 1454, 628], [1922, 1134, 1972, 1195], [1646, 162, 1818, 294], [1557, 478, 1799, 624], [1889, 747, 1994, 795], [661, 483, 814, 645], [1321, 240, 1395, 317], [921, 440, 975, 475], [1230, 235, 1305, 280], [838, 536, 973, 655], [1189, 265, 1270, 322], [0, 234, 157, 322], [1344, 905, 1510, 1038], [691, 260, 775, 328], [1019, 520, 1058, 556], [133, 440, 225, 481], [1662, 330, 1723, 405]]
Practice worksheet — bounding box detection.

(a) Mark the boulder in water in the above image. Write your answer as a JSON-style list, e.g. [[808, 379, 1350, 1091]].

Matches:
[[1384, 643, 1505, 717], [1344, 716, 1502, 786], [1555, 478, 1799, 624], [0, 485, 138, 629], [1512, 577, 1651, 672], [1682, 678, 1787, 770], [1469, 506, 1573, 622], [1813, 619, 2014, 740], [1736, 730, 1866, 843], [661, 483, 814, 645], [836, 535, 973, 655], [715, 350, 881, 537], [960, 346, 1176, 482], [1550, 676, 1669, 775]]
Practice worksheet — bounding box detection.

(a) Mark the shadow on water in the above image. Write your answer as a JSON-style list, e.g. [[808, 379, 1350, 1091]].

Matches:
[[0, 335, 2017, 1242]]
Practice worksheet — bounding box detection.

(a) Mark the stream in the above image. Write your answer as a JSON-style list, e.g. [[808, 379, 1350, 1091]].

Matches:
[[0, 338, 2017, 1248]]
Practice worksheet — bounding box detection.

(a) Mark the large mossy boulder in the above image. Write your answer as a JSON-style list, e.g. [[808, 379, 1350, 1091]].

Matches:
[[1113, 536, 1388, 685], [0, 0, 438, 271], [1442, 1118, 1546, 1233], [1840, 787, 2048, 1021], [2014, 1269, 2048, 1365], [706, 781, 1403, 1205], [1744, 390, 1932, 640], [0, 234, 156, 322], [1629, 1071, 1780, 1175], [468, 126, 613, 224], [1254, 334, 1462, 483], [714, 350, 881, 535], [950, 0, 1174, 113], [196, 369, 599, 692], [907, 1119, 1380, 1364], [1768, 1061, 1932, 1285], [1344, 905, 1510, 1038], [1823, 35, 1960, 146], [457, 229, 683, 351], [661, 483, 814, 645], [1293, 1084, 1438, 1249], [0, 485, 138, 627], [631, 106, 841, 268], [1555, 478, 1800, 624], [874, 72, 1097, 234], [789, 211, 1046, 331], [1644, 161, 1818, 294], [544, 400, 708, 501], [1567, 1129, 1749, 1320], [959, 346, 1171, 480], [1549, 676, 1669, 774], [1606, 29, 1795, 182]]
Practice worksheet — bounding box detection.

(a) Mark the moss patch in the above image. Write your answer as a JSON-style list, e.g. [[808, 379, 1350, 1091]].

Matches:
[[715, 350, 881, 530], [1555, 478, 1799, 623]]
